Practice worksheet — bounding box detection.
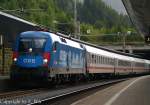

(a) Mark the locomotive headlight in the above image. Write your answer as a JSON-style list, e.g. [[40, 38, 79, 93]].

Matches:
[[43, 59, 48, 64], [13, 58, 17, 62]]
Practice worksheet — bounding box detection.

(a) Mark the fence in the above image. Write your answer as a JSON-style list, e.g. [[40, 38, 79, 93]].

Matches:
[[0, 48, 12, 75]]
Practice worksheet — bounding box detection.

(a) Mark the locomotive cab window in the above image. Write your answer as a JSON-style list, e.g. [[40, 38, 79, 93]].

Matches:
[[19, 38, 47, 54]]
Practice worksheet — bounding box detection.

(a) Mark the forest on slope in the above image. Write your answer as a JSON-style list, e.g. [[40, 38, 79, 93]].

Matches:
[[0, 0, 144, 45]]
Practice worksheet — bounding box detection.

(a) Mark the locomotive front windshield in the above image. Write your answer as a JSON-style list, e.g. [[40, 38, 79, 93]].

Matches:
[[19, 38, 46, 54]]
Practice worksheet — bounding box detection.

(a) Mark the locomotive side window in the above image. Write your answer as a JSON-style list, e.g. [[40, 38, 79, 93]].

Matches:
[[53, 42, 58, 52]]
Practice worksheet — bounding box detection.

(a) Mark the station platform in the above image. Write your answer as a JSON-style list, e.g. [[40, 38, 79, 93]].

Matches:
[[71, 75, 150, 105], [0, 75, 9, 79]]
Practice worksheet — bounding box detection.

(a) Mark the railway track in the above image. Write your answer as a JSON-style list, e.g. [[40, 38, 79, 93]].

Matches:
[[0, 78, 128, 105], [29, 78, 128, 105], [0, 88, 48, 104], [0, 78, 131, 105]]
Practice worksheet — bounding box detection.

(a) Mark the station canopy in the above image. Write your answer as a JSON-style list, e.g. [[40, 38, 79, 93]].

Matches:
[[122, 0, 150, 39], [0, 11, 38, 47]]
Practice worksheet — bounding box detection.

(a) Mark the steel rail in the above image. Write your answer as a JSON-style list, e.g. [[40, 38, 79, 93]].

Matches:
[[28, 78, 128, 105]]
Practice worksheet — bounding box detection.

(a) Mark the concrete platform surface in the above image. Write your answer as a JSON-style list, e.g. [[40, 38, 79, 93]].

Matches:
[[0, 75, 9, 79], [71, 75, 150, 105]]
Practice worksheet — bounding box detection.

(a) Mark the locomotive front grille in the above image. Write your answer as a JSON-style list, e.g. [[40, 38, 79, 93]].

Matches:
[[10, 65, 48, 81]]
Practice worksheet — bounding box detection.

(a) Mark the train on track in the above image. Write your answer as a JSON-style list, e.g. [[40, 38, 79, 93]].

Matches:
[[10, 31, 150, 82]]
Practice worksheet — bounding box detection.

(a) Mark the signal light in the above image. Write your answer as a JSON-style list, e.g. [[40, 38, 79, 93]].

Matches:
[[13, 51, 18, 62], [43, 52, 50, 66]]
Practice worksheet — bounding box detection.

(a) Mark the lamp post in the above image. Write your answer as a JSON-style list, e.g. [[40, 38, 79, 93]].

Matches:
[[118, 31, 126, 52], [123, 32, 126, 52], [0, 35, 4, 74], [0, 35, 2, 47], [121, 31, 131, 53], [74, 0, 77, 38]]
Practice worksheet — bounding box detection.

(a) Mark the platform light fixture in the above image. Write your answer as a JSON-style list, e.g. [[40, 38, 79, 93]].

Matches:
[[0, 35, 2, 46]]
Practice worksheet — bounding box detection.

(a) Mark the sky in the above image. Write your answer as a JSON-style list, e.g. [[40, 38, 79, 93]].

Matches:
[[102, 0, 127, 14]]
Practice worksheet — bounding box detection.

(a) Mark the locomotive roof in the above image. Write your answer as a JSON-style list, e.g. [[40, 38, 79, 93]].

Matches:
[[48, 32, 83, 50], [20, 31, 50, 38], [20, 31, 84, 50]]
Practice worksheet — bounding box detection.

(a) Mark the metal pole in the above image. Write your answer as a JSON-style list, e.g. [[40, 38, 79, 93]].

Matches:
[[0, 35, 2, 46], [123, 33, 126, 52], [74, 0, 77, 38], [0, 35, 4, 75], [77, 21, 80, 39]]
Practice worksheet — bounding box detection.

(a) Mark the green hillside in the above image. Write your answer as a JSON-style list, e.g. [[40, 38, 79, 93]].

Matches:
[[0, 0, 144, 44]]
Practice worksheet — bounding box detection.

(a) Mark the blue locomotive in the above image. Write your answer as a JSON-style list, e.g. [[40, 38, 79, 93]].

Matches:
[[11, 31, 85, 81], [10, 31, 150, 82]]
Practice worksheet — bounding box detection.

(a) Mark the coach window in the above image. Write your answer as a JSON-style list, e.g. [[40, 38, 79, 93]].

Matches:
[[105, 57, 107, 64], [90, 54, 92, 63], [104, 57, 105, 64], [87, 53, 89, 62], [107, 57, 108, 64], [111, 59, 113, 65], [98, 56, 99, 63], [91, 54, 94, 64], [92, 54, 94, 64], [110, 58, 112, 65], [96, 55, 98, 64], [109, 58, 111, 65], [107, 58, 108, 64], [108, 58, 110, 65], [94, 55, 96, 64], [100, 56, 102, 64], [95, 55, 97, 64], [87, 53, 90, 63], [90, 54, 92, 64], [103, 57, 105, 64], [102, 56, 104, 64], [98, 56, 100, 64]]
